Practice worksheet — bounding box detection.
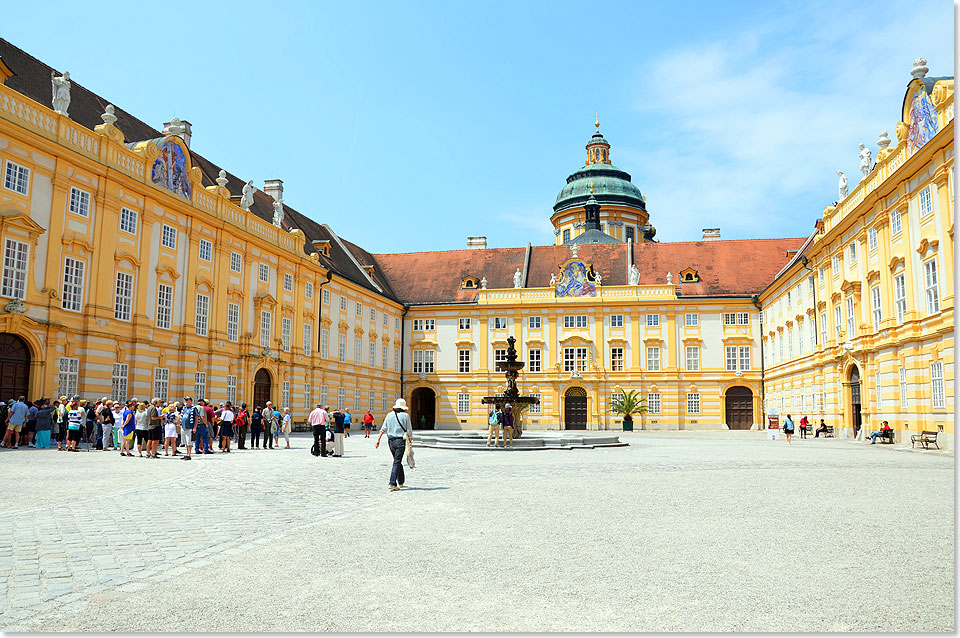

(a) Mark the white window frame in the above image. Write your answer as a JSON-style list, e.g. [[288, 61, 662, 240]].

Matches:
[[227, 302, 240, 342], [685, 345, 699, 371], [57, 356, 79, 398], [282, 317, 292, 352], [194, 372, 207, 402], [899, 367, 908, 408], [153, 367, 169, 402], [68, 186, 91, 217], [528, 316, 541, 329], [3, 160, 30, 195], [919, 185, 934, 218], [685, 313, 698, 327], [321, 328, 330, 358], [258, 263, 269, 283], [739, 346, 750, 371], [260, 310, 272, 348], [924, 259, 940, 314], [870, 285, 882, 331], [459, 317, 472, 330], [529, 393, 541, 414], [494, 317, 508, 330], [611, 347, 625, 372], [161, 224, 177, 250], [283, 273, 293, 292], [646, 346, 661, 372], [305, 282, 313, 299], [303, 323, 313, 356], [198, 239, 213, 262], [424, 350, 435, 373], [355, 302, 362, 317], [647, 393, 661, 414], [610, 315, 624, 328], [931, 362, 945, 409], [875, 372, 883, 410], [686, 392, 701, 414], [230, 251, 242, 273], [369, 341, 376, 367], [819, 312, 827, 346], [282, 381, 290, 409], [111, 363, 128, 403], [726, 346, 738, 371], [867, 227, 878, 251], [340, 296, 348, 312], [322, 288, 331, 305], [113, 271, 133, 321], [61, 257, 85, 312], [321, 385, 328, 407], [1, 239, 28, 300], [528, 348, 541, 373], [894, 273, 907, 323], [457, 393, 470, 415], [890, 208, 902, 236], [339, 333, 346, 363], [157, 283, 173, 329], [845, 297, 856, 337], [848, 241, 857, 265], [227, 375, 238, 405], [195, 293, 210, 337], [458, 349, 471, 373], [355, 337, 362, 364], [119, 207, 138, 235], [646, 314, 660, 327]]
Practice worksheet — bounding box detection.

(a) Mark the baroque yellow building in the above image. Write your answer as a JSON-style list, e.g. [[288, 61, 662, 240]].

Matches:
[[0, 39, 952, 447]]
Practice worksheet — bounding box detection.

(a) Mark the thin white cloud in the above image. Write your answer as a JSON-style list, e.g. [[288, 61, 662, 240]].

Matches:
[[621, 0, 953, 242]]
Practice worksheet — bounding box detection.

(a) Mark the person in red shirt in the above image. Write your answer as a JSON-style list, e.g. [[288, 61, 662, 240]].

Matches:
[[201, 399, 217, 453], [798, 415, 809, 439], [362, 410, 374, 438], [869, 421, 893, 444]]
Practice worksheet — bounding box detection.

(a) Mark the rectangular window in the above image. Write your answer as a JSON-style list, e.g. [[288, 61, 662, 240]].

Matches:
[[846, 297, 856, 336], [161, 224, 177, 250], [529, 393, 541, 414], [809, 320, 816, 350], [369, 341, 376, 367], [111, 272, 133, 321], [563, 229, 571, 243], [194, 372, 207, 402], [382, 392, 389, 413], [57, 357, 79, 398], [340, 296, 347, 312], [67, 186, 90, 217], [153, 367, 169, 402], [924, 259, 940, 314], [787, 326, 794, 358], [894, 273, 907, 322], [457, 393, 470, 415], [931, 362, 945, 409], [227, 375, 238, 405], [685, 313, 698, 327], [528, 348, 541, 372], [353, 388, 362, 412], [726, 346, 738, 371], [198, 239, 212, 262], [260, 310, 272, 348], [807, 275, 815, 298], [413, 319, 436, 331], [647, 393, 661, 414], [494, 317, 508, 330], [832, 255, 840, 277], [737, 312, 749, 325], [195, 293, 210, 337], [3, 160, 30, 195], [384, 313, 388, 326], [459, 317, 472, 330], [685, 345, 699, 371], [875, 372, 883, 409], [739, 346, 750, 371], [611, 347, 625, 372], [787, 291, 792, 307], [304, 384, 312, 409], [227, 303, 240, 342], [919, 185, 934, 218], [394, 350, 399, 372], [355, 302, 362, 317], [458, 349, 471, 373], [834, 305, 842, 338], [563, 347, 588, 372], [321, 385, 328, 407], [646, 346, 660, 372], [424, 350, 435, 373], [891, 208, 902, 235], [304, 323, 313, 356], [899, 368, 908, 408], [61, 257, 85, 312], [323, 288, 330, 304], [412, 350, 423, 373], [528, 316, 541, 329], [818, 267, 825, 285], [848, 241, 857, 265], [120, 207, 138, 234], [369, 390, 375, 412], [230, 251, 242, 273], [1, 239, 28, 300], [355, 337, 362, 364], [282, 273, 293, 292], [282, 381, 290, 409], [868, 227, 878, 251], [157, 283, 173, 329], [321, 328, 329, 358], [305, 282, 313, 299], [723, 312, 749, 326], [282, 318, 292, 352], [111, 363, 128, 403], [778, 333, 783, 362], [258, 263, 269, 283], [383, 343, 389, 369], [625, 227, 635, 242], [610, 315, 623, 328], [370, 308, 376, 322], [687, 392, 701, 414], [871, 286, 882, 331], [646, 314, 660, 327], [395, 317, 400, 330], [820, 313, 827, 345]]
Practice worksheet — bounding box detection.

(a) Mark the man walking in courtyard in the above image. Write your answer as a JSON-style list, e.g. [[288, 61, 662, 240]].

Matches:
[[344, 407, 352, 437], [180, 396, 201, 461], [376, 398, 411, 491], [309, 402, 328, 457]]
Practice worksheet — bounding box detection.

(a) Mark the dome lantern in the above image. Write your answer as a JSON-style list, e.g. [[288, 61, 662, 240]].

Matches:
[[585, 112, 611, 165]]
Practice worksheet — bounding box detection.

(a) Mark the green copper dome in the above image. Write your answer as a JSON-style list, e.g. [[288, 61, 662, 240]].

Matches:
[[553, 163, 646, 214]]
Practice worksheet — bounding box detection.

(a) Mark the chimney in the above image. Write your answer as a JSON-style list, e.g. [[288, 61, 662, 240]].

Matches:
[[264, 179, 283, 203], [467, 236, 487, 249], [162, 118, 192, 148], [701, 228, 721, 241]]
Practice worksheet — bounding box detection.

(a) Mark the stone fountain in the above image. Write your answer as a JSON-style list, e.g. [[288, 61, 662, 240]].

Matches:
[[481, 335, 540, 438]]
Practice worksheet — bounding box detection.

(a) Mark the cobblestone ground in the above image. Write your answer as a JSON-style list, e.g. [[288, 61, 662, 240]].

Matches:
[[0, 431, 953, 632]]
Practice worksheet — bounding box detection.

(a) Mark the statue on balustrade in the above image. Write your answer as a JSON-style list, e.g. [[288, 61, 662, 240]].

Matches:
[[51, 71, 71, 116]]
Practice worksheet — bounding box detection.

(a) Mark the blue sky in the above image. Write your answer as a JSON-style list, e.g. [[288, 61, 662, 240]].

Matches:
[[2, 0, 954, 252]]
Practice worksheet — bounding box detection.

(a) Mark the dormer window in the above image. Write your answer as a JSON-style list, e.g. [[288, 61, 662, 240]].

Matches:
[[679, 267, 700, 283], [461, 276, 479, 290]]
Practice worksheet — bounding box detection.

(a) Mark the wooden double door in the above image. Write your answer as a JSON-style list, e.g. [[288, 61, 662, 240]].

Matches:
[[725, 386, 754, 430], [564, 387, 587, 430], [0, 334, 29, 401]]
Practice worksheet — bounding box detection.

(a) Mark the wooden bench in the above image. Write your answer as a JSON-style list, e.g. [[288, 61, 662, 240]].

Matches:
[[910, 431, 939, 449], [813, 425, 834, 438], [870, 429, 895, 444]]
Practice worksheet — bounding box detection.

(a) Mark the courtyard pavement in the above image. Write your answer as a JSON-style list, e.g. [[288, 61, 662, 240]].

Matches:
[[0, 430, 953, 632]]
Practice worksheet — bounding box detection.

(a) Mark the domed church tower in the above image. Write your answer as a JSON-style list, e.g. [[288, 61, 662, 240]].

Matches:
[[550, 115, 655, 244]]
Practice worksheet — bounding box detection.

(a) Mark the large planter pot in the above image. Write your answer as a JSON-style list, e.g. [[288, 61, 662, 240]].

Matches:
[[622, 416, 634, 432]]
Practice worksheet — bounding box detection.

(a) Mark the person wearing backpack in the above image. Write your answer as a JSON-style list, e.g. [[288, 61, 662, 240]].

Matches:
[[486, 405, 501, 447], [376, 398, 412, 491]]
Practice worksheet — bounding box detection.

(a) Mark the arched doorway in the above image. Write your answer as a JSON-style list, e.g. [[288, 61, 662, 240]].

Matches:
[[725, 386, 754, 430], [410, 387, 435, 429], [564, 387, 587, 430], [253, 369, 272, 409], [0, 334, 29, 400], [849, 365, 862, 438]]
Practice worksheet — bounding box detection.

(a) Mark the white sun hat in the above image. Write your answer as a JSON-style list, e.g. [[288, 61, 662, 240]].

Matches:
[[392, 398, 408, 410]]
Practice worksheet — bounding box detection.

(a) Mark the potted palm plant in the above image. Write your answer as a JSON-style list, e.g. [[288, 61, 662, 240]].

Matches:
[[610, 390, 646, 431]]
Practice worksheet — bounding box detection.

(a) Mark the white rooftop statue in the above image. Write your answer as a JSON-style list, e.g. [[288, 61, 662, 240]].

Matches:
[[628, 263, 640, 286], [837, 170, 849, 199], [51, 71, 70, 116], [910, 57, 929, 79], [858, 143, 872, 178], [240, 180, 255, 211], [100, 104, 117, 126], [480, 276, 487, 290], [216, 170, 229, 189], [666, 272, 673, 284], [570, 244, 580, 259], [513, 268, 523, 288], [272, 199, 284, 227], [595, 272, 602, 286], [550, 273, 557, 286]]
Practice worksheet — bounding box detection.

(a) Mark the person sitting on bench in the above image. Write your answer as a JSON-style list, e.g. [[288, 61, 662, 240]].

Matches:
[[869, 420, 892, 444], [814, 419, 829, 437]]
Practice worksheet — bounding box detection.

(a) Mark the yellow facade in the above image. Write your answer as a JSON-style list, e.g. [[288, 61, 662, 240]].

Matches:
[[759, 75, 954, 447], [0, 79, 401, 414]]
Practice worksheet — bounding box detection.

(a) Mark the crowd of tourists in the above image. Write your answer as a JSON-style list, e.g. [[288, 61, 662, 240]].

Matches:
[[0, 395, 378, 460]]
